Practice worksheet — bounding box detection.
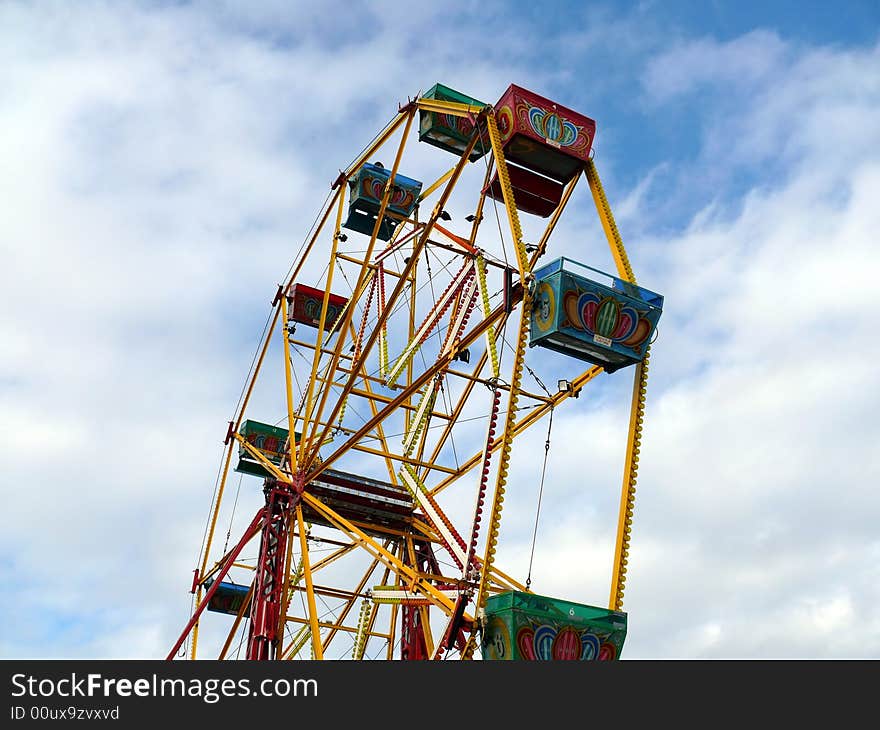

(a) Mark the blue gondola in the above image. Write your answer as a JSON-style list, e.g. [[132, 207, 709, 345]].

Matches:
[[205, 580, 250, 616], [530, 257, 663, 372], [343, 162, 422, 241]]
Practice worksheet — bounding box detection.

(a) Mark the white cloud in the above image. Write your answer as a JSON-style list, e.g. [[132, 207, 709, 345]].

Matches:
[[642, 30, 788, 102]]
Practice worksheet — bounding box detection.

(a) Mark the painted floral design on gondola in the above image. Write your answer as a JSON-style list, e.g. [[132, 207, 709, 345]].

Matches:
[[303, 297, 343, 328], [515, 101, 590, 154], [361, 175, 416, 212], [533, 281, 556, 332], [561, 289, 652, 350], [514, 623, 616, 661], [245, 432, 282, 457], [438, 112, 475, 137], [496, 105, 515, 142]]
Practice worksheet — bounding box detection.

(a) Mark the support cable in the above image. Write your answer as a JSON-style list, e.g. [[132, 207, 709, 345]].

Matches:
[[222, 472, 245, 554], [525, 407, 553, 590]]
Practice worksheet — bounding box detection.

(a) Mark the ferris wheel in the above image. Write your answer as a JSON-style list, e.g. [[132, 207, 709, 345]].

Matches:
[[168, 83, 663, 661]]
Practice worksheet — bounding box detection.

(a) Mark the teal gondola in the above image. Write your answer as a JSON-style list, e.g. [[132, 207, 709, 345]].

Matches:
[[530, 257, 663, 372], [343, 162, 422, 241]]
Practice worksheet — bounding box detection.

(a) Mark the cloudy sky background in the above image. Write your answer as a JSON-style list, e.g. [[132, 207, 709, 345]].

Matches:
[[2, 0, 879, 658]]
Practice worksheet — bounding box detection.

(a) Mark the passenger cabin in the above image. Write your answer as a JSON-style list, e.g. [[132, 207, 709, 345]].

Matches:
[[300, 469, 415, 539], [418, 83, 488, 160], [205, 579, 250, 616], [530, 257, 663, 373], [235, 420, 297, 477], [481, 590, 627, 661], [343, 162, 422, 241], [484, 84, 596, 218], [287, 284, 348, 333]]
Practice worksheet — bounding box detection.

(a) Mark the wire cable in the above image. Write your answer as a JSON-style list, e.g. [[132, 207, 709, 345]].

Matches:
[[525, 407, 553, 590]]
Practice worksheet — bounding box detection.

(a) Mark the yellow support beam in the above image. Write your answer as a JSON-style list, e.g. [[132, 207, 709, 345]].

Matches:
[[489, 566, 530, 594], [485, 112, 530, 278], [386, 543, 402, 659], [421, 189, 586, 481], [459, 114, 537, 653], [585, 159, 650, 612], [335, 252, 403, 277], [280, 297, 299, 472], [349, 442, 459, 476], [343, 110, 412, 181], [415, 98, 485, 117], [283, 615, 392, 639], [310, 543, 356, 572], [320, 379, 452, 420], [345, 321, 404, 485], [534, 171, 581, 260], [419, 605, 435, 658], [418, 165, 457, 203], [296, 504, 324, 659], [608, 352, 650, 610], [585, 159, 635, 283]]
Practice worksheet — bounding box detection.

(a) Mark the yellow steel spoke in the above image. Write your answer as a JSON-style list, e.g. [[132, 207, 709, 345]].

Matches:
[[280, 297, 299, 472], [485, 112, 530, 278], [296, 504, 324, 659], [585, 159, 649, 611], [418, 165, 456, 203], [321, 549, 385, 654], [415, 98, 485, 117], [310, 543, 357, 573]]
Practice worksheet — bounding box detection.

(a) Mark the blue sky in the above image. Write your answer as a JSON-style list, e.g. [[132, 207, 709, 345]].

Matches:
[[1, 0, 879, 658]]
